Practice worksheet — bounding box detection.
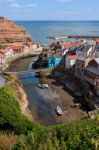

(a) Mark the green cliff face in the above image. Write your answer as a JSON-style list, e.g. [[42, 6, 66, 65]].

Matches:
[[0, 84, 99, 150], [0, 85, 34, 134]]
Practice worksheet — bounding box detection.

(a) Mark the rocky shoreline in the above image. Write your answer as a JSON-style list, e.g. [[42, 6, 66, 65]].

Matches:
[[14, 78, 33, 120]]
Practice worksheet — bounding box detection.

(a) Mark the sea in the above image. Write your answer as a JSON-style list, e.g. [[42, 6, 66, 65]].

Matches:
[[15, 21, 99, 45]]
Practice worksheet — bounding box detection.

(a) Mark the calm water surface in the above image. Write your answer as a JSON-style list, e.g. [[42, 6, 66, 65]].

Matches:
[[15, 21, 99, 44], [9, 57, 59, 125]]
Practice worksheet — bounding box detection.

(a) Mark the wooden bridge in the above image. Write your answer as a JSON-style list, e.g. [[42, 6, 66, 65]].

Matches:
[[4, 68, 48, 75]]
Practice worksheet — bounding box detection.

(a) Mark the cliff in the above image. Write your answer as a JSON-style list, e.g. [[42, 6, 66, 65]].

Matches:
[[0, 17, 32, 44]]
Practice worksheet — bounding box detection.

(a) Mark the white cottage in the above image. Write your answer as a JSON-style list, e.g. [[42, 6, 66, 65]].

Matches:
[[0, 47, 14, 59], [65, 54, 77, 69], [0, 52, 5, 68]]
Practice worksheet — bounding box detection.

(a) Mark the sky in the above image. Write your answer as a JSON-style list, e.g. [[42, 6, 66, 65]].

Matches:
[[0, 0, 99, 20]]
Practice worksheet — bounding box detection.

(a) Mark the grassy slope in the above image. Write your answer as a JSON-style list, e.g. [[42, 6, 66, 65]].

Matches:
[[0, 84, 99, 150]]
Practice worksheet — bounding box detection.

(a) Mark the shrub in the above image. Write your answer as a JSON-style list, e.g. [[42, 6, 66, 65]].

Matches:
[[0, 44, 6, 49], [0, 85, 34, 134], [13, 119, 99, 150]]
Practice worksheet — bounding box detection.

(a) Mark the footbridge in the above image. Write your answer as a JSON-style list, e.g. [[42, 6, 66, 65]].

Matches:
[[4, 68, 48, 75]]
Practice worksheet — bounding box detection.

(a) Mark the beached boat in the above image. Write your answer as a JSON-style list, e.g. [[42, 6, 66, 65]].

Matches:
[[37, 84, 49, 89], [43, 84, 49, 88], [56, 106, 64, 115], [38, 84, 44, 88]]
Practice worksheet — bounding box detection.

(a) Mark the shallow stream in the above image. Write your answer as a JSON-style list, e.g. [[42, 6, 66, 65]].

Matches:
[[8, 57, 59, 125]]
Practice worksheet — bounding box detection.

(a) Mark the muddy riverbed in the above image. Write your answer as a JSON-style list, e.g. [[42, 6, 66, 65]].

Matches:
[[8, 57, 87, 125]]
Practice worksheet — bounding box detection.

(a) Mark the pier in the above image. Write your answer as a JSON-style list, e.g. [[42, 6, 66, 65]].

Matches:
[[47, 35, 99, 40]]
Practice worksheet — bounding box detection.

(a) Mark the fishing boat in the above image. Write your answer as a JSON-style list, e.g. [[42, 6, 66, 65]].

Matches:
[[43, 84, 49, 88], [37, 84, 44, 89], [56, 106, 64, 115], [37, 84, 49, 89]]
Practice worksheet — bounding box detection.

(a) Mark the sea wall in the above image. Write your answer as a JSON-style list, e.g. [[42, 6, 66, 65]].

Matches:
[[0, 50, 42, 72]]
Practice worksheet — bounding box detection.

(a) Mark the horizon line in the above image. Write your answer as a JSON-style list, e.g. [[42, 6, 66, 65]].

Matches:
[[14, 19, 99, 21]]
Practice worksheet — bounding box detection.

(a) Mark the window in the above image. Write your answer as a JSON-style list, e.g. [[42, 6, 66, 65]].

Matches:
[[82, 68, 84, 72]]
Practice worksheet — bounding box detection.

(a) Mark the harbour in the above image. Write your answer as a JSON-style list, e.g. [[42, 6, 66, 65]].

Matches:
[[7, 56, 88, 125], [0, 19, 99, 125]]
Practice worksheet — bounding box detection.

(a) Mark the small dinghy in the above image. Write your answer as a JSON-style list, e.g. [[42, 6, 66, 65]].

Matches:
[[37, 84, 49, 89], [56, 106, 64, 115], [43, 84, 49, 88], [38, 84, 44, 89]]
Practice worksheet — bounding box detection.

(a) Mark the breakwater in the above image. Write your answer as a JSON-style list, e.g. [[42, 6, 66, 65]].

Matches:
[[47, 35, 99, 40]]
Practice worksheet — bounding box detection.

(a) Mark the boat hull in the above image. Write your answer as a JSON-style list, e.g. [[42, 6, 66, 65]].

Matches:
[[56, 106, 63, 115]]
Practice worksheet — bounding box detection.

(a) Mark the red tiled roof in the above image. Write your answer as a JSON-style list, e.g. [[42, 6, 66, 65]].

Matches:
[[94, 39, 99, 43], [10, 45, 22, 51], [0, 50, 5, 55], [62, 41, 82, 49], [0, 52, 4, 58], [63, 42, 71, 48], [0, 47, 12, 54]]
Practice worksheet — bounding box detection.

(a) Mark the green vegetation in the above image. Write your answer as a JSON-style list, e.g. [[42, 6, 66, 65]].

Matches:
[[0, 44, 6, 49], [0, 84, 99, 150], [13, 119, 99, 150], [0, 85, 35, 134]]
